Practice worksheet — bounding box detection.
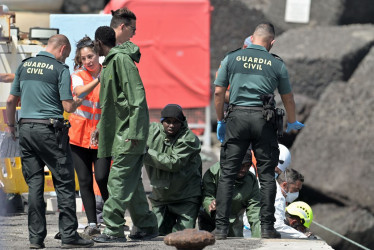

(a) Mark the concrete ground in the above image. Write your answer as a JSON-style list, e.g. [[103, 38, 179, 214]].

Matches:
[[0, 145, 333, 249], [0, 211, 333, 250]]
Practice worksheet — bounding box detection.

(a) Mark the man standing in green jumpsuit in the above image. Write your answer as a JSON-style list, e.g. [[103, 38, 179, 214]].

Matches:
[[144, 104, 202, 235], [198, 151, 261, 237], [214, 23, 304, 239], [92, 26, 158, 243], [6, 35, 93, 249]]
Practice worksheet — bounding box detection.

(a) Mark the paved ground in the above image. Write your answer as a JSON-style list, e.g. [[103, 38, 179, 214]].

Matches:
[[0, 211, 333, 250], [0, 146, 333, 249]]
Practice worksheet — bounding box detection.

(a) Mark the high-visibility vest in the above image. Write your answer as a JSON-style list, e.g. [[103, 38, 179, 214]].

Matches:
[[69, 68, 101, 149]]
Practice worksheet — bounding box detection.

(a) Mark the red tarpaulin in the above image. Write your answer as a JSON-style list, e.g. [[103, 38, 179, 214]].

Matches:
[[104, 0, 211, 109]]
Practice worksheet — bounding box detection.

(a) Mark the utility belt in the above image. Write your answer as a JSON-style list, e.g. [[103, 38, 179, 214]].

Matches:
[[19, 118, 71, 151]]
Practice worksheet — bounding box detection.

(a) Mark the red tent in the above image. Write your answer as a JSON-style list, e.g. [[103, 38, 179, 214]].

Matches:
[[103, 0, 212, 109]]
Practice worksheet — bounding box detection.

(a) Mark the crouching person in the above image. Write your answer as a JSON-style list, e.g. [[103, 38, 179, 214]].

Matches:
[[144, 104, 202, 236], [284, 201, 317, 239], [198, 151, 261, 238]]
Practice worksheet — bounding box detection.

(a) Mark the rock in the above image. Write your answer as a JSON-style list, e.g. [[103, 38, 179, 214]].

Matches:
[[210, 0, 267, 75], [164, 229, 215, 250], [62, 0, 105, 13], [241, 0, 374, 32], [292, 47, 374, 213], [310, 203, 374, 250], [275, 93, 317, 147], [271, 24, 374, 100]]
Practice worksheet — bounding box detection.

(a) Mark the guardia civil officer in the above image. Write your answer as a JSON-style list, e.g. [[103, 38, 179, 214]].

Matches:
[[6, 35, 94, 249], [213, 23, 304, 239]]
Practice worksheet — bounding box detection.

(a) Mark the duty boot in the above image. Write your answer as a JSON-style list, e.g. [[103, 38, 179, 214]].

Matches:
[[261, 228, 281, 239], [61, 235, 94, 248], [212, 228, 228, 240], [29, 242, 45, 249]]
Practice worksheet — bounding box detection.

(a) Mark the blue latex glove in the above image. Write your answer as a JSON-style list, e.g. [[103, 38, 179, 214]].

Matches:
[[217, 120, 226, 143], [286, 121, 305, 133]]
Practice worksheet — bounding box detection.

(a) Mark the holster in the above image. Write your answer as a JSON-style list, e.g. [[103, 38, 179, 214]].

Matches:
[[260, 94, 276, 123], [223, 104, 233, 122], [260, 94, 284, 138], [275, 108, 285, 137], [49, 119, 71, 151]]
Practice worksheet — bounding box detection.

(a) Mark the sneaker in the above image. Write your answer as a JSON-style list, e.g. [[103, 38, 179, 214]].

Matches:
[[128, 231, 159, 241], [261, 228, 281, 239], [61, 236, 94, 249], [54, 232, 61, 240], [29, 243, 45, 249], [93, 233, 127, 243], [82, 225, 101, 239]]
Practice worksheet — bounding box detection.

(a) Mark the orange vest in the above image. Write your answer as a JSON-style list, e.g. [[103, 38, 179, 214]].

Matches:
[[69, 68, 101, 149]]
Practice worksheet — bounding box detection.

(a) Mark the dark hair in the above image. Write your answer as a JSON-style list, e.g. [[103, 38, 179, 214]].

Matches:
[[254, 22, 275, 38], [110, 8, 136, 28], [277, 168, 304, 184], [95, 26, 116, 48], [74, 36, 96, 70], [285, 211, 303, 224]]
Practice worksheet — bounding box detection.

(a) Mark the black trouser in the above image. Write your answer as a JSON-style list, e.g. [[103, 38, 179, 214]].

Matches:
[[19, 123, 78, 245], [71, 144, 111, 224], [215, 108, 279, 232]]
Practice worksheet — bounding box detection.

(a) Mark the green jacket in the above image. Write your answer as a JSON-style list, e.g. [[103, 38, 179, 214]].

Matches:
[[144, 121, 202, 204], [97, 41, 149, 158], [202, 162, 261, 237]]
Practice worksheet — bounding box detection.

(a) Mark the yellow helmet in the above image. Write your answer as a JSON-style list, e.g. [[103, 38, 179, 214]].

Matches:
[[286, 201, 313, 228]]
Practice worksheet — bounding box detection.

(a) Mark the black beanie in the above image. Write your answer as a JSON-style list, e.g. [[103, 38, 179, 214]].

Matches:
[[160, 104, 186, 123]]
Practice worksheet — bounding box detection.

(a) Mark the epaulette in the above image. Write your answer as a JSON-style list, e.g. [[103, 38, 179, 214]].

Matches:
[[271, 53, 283, 62], [57, 61, 70, 69], [21, 56, 33, 62], [226, 47, 242, 56]]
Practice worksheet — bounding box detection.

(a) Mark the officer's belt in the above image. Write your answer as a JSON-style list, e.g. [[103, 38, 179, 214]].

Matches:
[[231, 105, 263, 111], [19, 119, 60, 125]]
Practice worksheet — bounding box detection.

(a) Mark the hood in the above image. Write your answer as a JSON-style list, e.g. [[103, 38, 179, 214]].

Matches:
[[103, 41, 141, 64]]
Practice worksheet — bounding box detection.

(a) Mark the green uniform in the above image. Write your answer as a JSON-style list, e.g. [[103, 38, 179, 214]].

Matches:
[[144, 121, 202, 235], [199, 162, 261, 237], [214, 44, 292, 232], [98, 41, 157, 237], [10, 51, 79, 245]]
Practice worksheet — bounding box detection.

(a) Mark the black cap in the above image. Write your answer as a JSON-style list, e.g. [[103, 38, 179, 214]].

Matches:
[[160, 104, 186, 123]]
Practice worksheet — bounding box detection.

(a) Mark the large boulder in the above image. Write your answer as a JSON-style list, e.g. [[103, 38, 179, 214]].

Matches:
[[310, 203, 374, 250], [210, 0, 267, 75], [241, 0, 374, 31], [292, 46, 374, 212], [271, 24, 374, 100]]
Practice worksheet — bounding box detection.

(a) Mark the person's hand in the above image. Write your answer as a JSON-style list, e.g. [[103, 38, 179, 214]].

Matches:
[[6, 126, 16, 140], [73, 95, 83, 108], [90, 129, 99, 147], [125, 139, 139, 147], [286, 121, 304, 133], [217, 121, 226, 143], [305, 232, 317, 239], [209, 200, 216, 212]]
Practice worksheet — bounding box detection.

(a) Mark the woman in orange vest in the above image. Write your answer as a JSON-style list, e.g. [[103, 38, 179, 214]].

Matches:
[[69, 36, 111, 238]]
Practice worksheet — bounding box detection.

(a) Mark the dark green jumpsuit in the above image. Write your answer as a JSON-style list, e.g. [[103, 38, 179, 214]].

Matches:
[[97, 42, 158, 237], [199, 162, 261, 237], [144, 121, 202, 235]]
